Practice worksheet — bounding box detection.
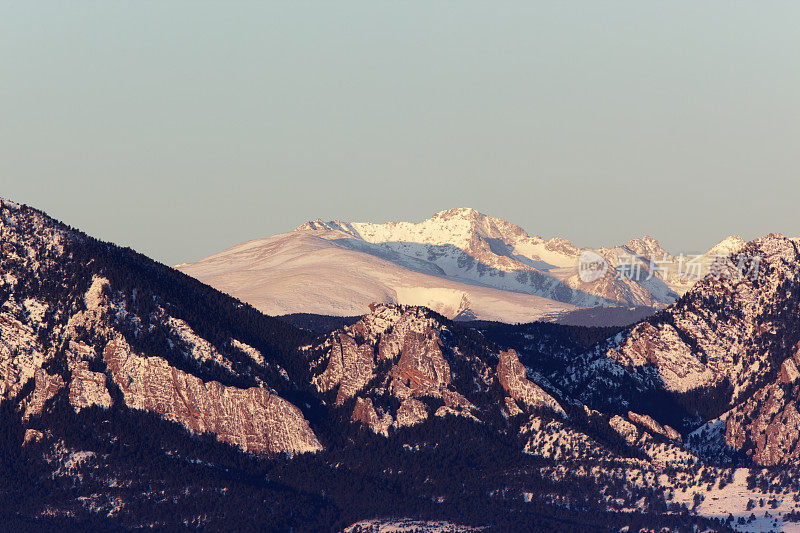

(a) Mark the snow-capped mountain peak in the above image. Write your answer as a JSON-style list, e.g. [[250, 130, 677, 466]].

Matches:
[[623, 235, 673, 260], [189, 210, 774, 324], [296, 208, 533, 250], [183, 209, 719, 323], [705, 235, 746, 257]]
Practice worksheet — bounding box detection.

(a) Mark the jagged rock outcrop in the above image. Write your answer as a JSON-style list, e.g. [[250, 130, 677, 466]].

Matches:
[[313, 304, 572, 438], [20, 369, 65, 420], [627, 411, 681, 442], [395, 398, 429, 428], [780, 352, 800, 384], [609, 415, 639, 445], [103, 337, 322, 455], [311, 305, 492, 434], [1, 199, 323, 460], [0, 313, 44, 404], [313, 332, 375, 405], [559, 234, 800, 467], [391, 330, 451, 398], [13, 355, 113, 418], [663, 425, 681, 442], [720, 349, 800, 466], [566, 234, 800, 438], [603, 234, 799, 397], [497, 349, 564, 416], [22, 428, 44, 446], [724, 380, 800, 467], [68, 361, 113, 413], [0, 199, 330, 459], [351, 397, 393, 436], [504, 397, 523, 417]]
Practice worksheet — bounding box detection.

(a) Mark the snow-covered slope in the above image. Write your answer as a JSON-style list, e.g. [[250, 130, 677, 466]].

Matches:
[[561, 234, 800, 465], [177, 208, 746, 323], [295, 208, 677, 307], [664, 235, 747, 294], [174, 229, 576, 323]]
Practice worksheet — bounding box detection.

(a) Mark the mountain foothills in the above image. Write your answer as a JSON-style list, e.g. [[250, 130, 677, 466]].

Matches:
[[2, 197, 800, 531], [177, 208, 744, 325]]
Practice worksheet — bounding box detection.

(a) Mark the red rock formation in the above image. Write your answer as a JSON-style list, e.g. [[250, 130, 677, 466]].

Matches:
[[0, 313, 42, 403], [314, 332, 375, 405], [717, 350, 800, 466], [391, 330, 450, 397], [22, 429, 44, 446], [352, 397, 377, 425], [103, 338, 322, 455], [69, 361, 113, 413], [497, 349, 564, 416], [610, 415, 639, 445], [725, 379, 800, 467], [313, 305, 480, 433], [20, 369, 65, 420], [627, 411, 681, 442], [395, 398, 429, 428], [779, 351, 800, 385], [351, 397, 393, 435], [504, 397, 523, 417]]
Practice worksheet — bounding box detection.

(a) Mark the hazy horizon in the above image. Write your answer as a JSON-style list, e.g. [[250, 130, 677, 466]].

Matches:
[[3, 2, 798, 265]]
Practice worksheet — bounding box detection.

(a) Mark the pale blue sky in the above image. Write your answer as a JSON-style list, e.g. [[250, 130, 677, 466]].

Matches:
[[2, 2, 798, 265]]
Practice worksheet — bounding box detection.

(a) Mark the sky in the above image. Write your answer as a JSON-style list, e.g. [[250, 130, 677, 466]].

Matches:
[[2, 2, 799, 265]]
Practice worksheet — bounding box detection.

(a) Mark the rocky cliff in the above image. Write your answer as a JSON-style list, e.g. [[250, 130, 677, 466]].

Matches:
[[309, 305, 480, 434], [562, 234, 800, 466], [308, 303, 565, 435], [719, 348, 800, 466], [496, 349, 564, 416], [104, 337, 321, 454], [0, 199, 321, 456]]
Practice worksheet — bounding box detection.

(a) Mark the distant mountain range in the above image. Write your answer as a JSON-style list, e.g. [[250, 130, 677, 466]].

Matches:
[[177, 208, 745, 325]]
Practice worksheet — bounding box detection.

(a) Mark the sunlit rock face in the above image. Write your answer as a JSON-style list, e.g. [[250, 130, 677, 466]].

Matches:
[[313, 332, 375, 406], [68, 361, 113, 413], [310, 305, 474, 434], [0, 198, 323, 457], [568, 234, 800, 466], [20, 369, 65, 420], [309, 303, 567, 435], [722, 350, 800, 466], [497, 349, 564, 416], [609, 415, 639, 445], [627, 411, 681, 442], [724, 381, 800, 467], [616, 235, 799, 396], [104, 337, 322, 455], [568, 235, 800, 414]]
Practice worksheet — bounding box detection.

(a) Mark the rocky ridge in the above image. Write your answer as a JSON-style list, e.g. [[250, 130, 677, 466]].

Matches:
[[0, 199, 321, 456], [308, 303, 565, 436], [103, 337, 321, 453], [560, 234, 800, 466]]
